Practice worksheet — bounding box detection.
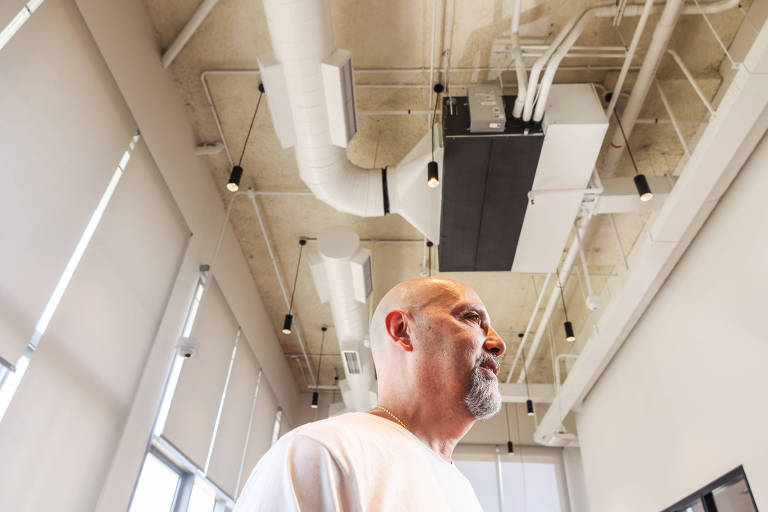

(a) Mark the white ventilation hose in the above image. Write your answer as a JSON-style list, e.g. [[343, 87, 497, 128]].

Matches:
[[261, 0, 382, 218]]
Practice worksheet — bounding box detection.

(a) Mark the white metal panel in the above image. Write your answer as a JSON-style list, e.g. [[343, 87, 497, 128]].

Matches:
[[256, 52, 295, 149], [162, 279, 239, 469], [321, 49, 357, 148], [207, 335, 260, 498], [349, 248, 372, 304], [512, 84, 608, 273], [0, 0, 136, 369]]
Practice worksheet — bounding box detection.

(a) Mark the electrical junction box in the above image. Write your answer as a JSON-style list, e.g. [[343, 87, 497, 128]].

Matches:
[[467, 86, 506, 133]]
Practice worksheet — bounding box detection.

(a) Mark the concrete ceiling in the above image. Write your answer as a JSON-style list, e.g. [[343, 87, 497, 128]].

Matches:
[[141, 0, 748, 393]]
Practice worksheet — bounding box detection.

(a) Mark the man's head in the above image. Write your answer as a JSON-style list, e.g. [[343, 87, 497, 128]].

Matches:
[[370, 277, 506, 420]]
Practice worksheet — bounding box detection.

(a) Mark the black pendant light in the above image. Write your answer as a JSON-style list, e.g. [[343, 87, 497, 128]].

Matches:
[[504, 404, 515, 454], [557, 270, 576, 342], [427, 83, 444, 188], [521, 341, 535, 416], [282, 238, 306, 334], [311, 326, 327, 409], [613, 109, 653, 202], [227, 84, 264, 192]]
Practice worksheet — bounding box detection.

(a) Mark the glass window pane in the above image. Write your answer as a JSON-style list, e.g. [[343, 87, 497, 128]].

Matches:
[[713, 478, 757, 512], [187, 480, 216, 512], [129, 453, 180, 512], [455, 459, 500, 512], [501, 461, 562, 512]]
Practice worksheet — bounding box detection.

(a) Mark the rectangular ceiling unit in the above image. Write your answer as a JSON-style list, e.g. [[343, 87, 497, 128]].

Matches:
[[438, 84, 608, 273], [321, 49, 358, 148], [256, 52, 295, 149], [439, 91, 545, 271], [511, 84, 608, 273]]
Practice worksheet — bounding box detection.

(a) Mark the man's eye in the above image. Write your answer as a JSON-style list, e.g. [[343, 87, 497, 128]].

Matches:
[[466, 312, 481, 324]]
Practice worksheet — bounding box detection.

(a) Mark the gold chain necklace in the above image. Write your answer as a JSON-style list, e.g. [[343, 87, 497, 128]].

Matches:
[[374, 405, 409, 432]]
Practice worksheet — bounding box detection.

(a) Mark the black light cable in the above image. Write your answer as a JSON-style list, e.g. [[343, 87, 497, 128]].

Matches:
[[427, 83, 443, 188], [311, 326, 327, 408], [227, 84, 264, 192], [282, 238, 306, 335], [520, 334, 534, 416], [505, 403, 514, 454], [613, 109, 653, 202], [427, 240, 434, 277], [557, 270, 576, 342]]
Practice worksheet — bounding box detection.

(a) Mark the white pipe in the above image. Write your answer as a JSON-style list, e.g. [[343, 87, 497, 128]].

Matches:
[[427, 0, 438, 130], [574, 217, 595, 300], [667, 49, 716, 114], [601, 0, 740, 175], [526, 0, 739, 122], [605, 0, 656, 120], [517, 216, 593, 383], [245, 189, 315, 384], [504, 272, 553, 383], [511, 0, 527, 118], [261, 0, 382, 218], [655, 79, 692, 157], [162, 0, 221, 69]]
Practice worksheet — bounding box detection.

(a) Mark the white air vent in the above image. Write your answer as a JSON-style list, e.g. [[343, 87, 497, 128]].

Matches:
[[256, 52, 295, 149], [349, 248, 373, 304], [321, 49, 358, 148], [342, 350, 361, 375]]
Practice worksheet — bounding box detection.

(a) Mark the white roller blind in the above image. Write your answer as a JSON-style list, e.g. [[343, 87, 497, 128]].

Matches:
[[39, 139, 188, 405], [240, 378, 279, 481], [0, 0, 136, 369], [207, 336, 260, 497], [162, 279, 239, 469]]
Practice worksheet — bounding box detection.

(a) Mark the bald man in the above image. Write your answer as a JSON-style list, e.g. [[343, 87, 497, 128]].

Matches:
[[235, 277, 506, 511]]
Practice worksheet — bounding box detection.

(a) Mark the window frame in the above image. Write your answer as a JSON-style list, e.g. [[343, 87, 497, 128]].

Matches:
[[661, 465, 758, 512]]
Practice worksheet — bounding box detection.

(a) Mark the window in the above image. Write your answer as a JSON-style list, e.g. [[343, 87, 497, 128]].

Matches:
[[187, 480, 217, 512], [663, 466, 758, 512], [129, 452, 181, 512], [271, 407, 283, 446], [0, 0, 44, 51], [454, 445, 568, 512], [0, 133, 140, 423]]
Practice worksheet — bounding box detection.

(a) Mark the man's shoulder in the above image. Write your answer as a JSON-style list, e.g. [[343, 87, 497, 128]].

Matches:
[[288, 412, 379, 442]]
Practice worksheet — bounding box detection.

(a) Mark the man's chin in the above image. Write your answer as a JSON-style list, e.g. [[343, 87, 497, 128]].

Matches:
[[465, 372, 502, 419]]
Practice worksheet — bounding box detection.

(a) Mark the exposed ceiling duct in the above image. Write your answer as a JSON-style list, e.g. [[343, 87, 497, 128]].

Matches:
[[258, 0, 442, 242], [308, 226, 377, 412]]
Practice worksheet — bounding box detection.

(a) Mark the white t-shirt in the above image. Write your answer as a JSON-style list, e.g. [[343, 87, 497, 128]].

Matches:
[[235, 412, 483, 512]]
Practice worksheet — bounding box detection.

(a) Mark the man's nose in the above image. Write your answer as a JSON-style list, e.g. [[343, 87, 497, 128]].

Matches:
[[483, 327, 506, 357]]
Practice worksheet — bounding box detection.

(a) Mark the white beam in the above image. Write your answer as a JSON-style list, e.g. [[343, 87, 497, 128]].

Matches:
[[161, 0, 220, 69], [499, 383, 555, 403], [593, 176, 674, 214]]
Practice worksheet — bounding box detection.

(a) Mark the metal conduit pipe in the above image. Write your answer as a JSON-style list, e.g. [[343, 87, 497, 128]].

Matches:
[[516, 215, 593, 383], [511, 0, 528, 118], [601, 0, 738, 175], [524, 0, 740, 122], [504, 272, 553, 383]]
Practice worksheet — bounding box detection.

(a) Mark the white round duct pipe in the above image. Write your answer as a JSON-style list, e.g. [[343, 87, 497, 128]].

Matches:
[[260, 0, 442, 242], [316, 226, 377, 411]]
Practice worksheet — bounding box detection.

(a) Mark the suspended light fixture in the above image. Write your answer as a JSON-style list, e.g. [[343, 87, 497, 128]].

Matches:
[[227, 84, 264, 192], [311, 326, 327, 409], [557, 270, 576, 342], [427, 83, 444, 188], [504, 404, 514, 454], [613, 110, 653, 202], [282, 238, 306, 334], [521, 339, 535, 416]]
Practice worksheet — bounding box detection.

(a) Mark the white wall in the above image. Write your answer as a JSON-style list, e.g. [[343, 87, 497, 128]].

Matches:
[[562, 448, 591, 512], [0, 0, 304, 510], [575, 131, 768, 511]]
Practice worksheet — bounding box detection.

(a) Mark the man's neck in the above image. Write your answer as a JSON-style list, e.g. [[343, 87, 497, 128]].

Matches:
[[370, 399, 474, 463]]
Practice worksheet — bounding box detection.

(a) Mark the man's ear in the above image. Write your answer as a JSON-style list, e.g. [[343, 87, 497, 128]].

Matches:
[[384, 310, 413, 352]]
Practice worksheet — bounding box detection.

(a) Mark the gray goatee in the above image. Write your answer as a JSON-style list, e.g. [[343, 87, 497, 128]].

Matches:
[[464, 353, 502, 419]]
